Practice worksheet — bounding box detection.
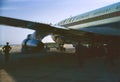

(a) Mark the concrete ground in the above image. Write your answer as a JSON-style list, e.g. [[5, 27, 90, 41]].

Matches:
[[0, 46, 120, 82]]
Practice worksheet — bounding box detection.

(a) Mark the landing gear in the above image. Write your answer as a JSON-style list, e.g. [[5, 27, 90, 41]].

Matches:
[[57, 44, 65, 51]]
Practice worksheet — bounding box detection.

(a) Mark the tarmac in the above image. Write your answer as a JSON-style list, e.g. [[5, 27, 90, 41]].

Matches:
[[0, 46, 120, 82]]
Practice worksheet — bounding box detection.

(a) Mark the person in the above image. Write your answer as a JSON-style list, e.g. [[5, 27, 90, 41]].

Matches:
[[2, 42, 12, 64], [105, 41, 116, 68], [75, 42, 85, 68]]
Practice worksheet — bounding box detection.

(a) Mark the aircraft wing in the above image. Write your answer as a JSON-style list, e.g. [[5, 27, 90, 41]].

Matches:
[[0, 16, 72, 35], [0, 16, 87, 38], [0, 16, 62, 32]]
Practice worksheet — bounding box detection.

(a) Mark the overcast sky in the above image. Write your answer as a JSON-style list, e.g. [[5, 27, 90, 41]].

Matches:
[[0, 0, 119, 45]]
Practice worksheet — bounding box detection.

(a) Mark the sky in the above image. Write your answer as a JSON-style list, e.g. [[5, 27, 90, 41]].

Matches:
[[0, 0, 120, 45]]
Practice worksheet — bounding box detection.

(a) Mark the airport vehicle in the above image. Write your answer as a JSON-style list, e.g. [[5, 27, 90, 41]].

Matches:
[[0, 2, 120, 53]]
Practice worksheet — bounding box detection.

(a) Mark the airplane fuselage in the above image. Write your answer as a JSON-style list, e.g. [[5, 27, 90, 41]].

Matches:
[[57, 2, 120, 35]]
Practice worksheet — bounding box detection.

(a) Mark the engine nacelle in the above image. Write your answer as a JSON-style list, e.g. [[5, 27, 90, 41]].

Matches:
[[21, 39, 44, 53]]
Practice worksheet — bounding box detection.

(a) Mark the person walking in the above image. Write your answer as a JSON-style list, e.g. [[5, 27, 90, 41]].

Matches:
[[2, 42, 12, 64]]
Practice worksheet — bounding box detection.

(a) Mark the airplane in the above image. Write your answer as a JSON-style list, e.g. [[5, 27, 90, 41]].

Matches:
[[0, 2, 120, 53]]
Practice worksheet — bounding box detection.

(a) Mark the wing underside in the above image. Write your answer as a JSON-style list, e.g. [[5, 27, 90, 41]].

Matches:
[[0, 16, 86, 37]]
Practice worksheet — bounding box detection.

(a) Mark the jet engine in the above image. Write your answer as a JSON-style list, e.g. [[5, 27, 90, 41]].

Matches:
[[21, 38, 44, 53]]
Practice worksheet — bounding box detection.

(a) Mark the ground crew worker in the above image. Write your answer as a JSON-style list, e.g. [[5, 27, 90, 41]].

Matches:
[[105, 41, 116, 68], [75, 42, 85, 68], [2, 42, 12, 64]]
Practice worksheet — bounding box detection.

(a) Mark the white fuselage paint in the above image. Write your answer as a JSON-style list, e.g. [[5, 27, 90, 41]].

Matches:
[[57, 2, 120, 31]]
